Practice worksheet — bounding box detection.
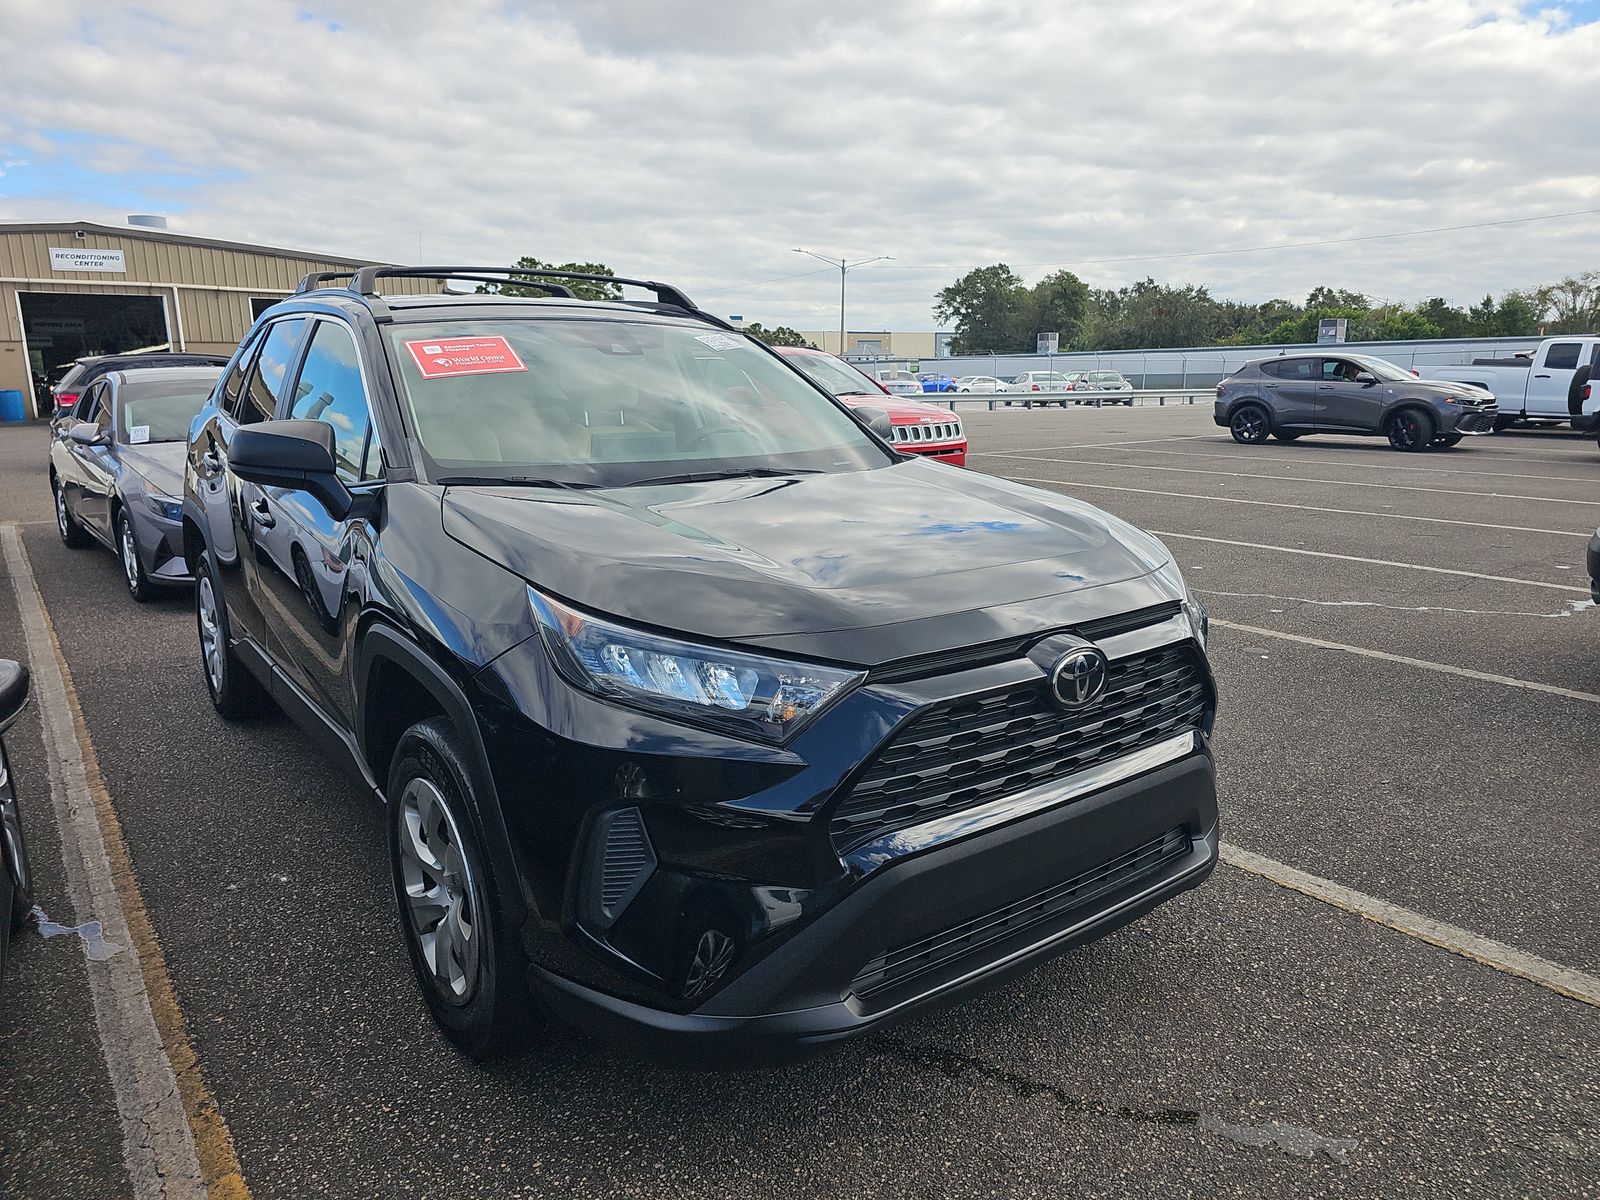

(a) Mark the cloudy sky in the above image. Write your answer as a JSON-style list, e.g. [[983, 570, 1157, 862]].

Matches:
[[2, 0, 1597, 330]]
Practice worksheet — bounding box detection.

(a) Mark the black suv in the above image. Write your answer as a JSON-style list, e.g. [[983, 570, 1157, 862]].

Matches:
[[1215, 353, 1498, 450], [52, 352, 232, 416], [182, 266, 1218, 1060]]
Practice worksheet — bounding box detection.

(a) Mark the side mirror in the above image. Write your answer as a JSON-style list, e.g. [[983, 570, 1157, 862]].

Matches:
[[229, 420, 353, 519], [855, 406, 895, 440], [1354, 372, 1378, 385], [0, 659, 29, 735], [68, 421, 108, 447]]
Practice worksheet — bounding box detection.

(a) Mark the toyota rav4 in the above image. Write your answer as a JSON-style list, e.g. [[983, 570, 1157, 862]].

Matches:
[[182, 266, 1219, 1061]]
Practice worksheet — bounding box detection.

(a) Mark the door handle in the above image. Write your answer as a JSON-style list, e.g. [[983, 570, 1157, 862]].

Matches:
[[201, 450, 222, 477], [1263, 383, 1278, 389], [251, 498, 276, 529], [1534, 373, 1551, 378]]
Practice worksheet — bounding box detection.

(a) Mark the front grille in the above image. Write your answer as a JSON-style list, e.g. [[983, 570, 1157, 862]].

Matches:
[[850, 826, 1190, 1001], [1457, 410, 1497, 433], [890, 421, 962, 444], [831, 642, 1208, 854]]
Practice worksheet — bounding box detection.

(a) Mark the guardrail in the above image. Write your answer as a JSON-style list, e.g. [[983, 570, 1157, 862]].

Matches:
[[925, 388, 1217, 411]]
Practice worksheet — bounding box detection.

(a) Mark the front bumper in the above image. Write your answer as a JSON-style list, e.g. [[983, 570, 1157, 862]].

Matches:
[[137, 511, 195, 585], [529, 750, 1218, 1063], [1447, 406, 1499, 435], [1587, 530, 1600, 604]]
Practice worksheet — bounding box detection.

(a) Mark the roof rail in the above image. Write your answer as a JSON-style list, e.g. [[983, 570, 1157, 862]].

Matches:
[[294, 270, 357, 294], [349, 265, 697, 311]]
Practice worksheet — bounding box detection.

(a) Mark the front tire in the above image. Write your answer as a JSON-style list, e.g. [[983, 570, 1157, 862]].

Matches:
[[53, 479, 88, 548], [1229, 403, 1271, 444], [1387, 408, 1436, 452], [1568, 366, 1592, 418], [2, 739, 35, 937], [194, 549, 271, 718], [388, 717, 539, 1059], [117, 511, 154, 603]]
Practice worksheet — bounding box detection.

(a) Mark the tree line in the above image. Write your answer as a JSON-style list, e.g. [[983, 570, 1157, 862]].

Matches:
[[934, 266, 1600, 355]]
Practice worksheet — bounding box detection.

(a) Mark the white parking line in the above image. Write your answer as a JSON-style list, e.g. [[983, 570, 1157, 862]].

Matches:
[[1219, 843, 1600, 1008], [0, 525, 210, 1199], [982, 454, 1600, 507], [1147, 531, 1590, 594], [983, 434, 1210, 453], [1033, 441, 1600, 485], [1209, 617, 1600, 704], [1001, 475, 1591, 538]]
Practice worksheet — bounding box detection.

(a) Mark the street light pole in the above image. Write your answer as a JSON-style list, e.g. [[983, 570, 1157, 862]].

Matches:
[[792, 248, 892, 357]]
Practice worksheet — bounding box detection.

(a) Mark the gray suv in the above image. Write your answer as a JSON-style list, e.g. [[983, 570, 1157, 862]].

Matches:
[[1214, 354, 1498, 451]]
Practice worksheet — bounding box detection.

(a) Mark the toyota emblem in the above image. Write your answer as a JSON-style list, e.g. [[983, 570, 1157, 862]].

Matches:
[[1049, 647, 1108, 708]]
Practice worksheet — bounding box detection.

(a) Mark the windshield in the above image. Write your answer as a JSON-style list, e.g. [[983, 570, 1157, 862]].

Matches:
[[119, 378, 219, 443], [785, 351, 883, 397], [1351, 356, 1416, 382], [387, 318, 889, 486]]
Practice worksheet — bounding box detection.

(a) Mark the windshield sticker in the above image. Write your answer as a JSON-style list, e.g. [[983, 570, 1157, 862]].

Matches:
[[128, 425, 150, 444], [404, 336, 528, 379], [693, 332, 744, 352]]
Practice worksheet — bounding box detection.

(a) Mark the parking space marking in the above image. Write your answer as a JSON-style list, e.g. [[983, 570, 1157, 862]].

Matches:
[[1046, 441, 1600, 484], [978, 434, 1211, 453], [0, 525, 247, 1200], [1001, 475, 1591, 538], [1219, 843, 1600, 1009], [1209, 616, 1600, 704], [1148, 531, 1591, 594], [982, 454, 1600, 507]]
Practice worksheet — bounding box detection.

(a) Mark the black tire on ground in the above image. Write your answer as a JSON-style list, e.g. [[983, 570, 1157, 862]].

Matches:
[[1387, 407, 1437, 452], [3, 743, 34, 938], [52, 478, 89, 548], [194, 548, 272, 718], [1492, 415, 1517, 433], [1228, 403, 1271, 444], [117, 510, 154, 603], [1273, 431, 1303, 442], [387, 717, 540, 1060], [1568, 365, 1592, 417]]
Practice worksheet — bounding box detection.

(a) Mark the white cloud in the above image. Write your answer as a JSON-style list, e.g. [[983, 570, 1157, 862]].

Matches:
[[0, 0, 1596, 330]]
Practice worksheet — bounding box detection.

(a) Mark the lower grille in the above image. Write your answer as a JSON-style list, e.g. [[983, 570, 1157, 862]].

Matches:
[[850, 826, 1190, 1001], [831, 642, 1209, 854], [1457, 410, 1497, 433]]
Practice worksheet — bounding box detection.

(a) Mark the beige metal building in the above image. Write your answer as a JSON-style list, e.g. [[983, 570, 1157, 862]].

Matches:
[[797, 329, 948, 359], [0, 219, 439, 418]]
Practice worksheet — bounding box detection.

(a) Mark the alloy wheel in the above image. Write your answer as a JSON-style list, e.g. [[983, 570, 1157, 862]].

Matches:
[[1231, 408, 1267, 442], [55, 486, 69, 540], [397, 777, 481, 1004], [120, 520, 140, 591], [197, 575, 223, 693], [1393, 414, 1421, 450], [1, 754, 26, 900]]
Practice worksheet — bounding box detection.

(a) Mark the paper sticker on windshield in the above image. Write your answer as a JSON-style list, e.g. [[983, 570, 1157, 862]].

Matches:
[[128, 425, 150, 444], [693, 332, 744, 352], [404, 336, 527, 379]]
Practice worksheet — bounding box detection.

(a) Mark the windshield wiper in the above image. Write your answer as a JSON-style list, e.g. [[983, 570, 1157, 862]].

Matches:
[[436, 475, 600, 491], [620, 467, 825, 488]]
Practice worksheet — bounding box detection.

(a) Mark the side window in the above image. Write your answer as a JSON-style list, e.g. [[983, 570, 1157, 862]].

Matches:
[[286, 321, 381, 483], [73, 387, 101, 421], [89, 385, 112, 432], [240, 318, 308, 423], [218, 330, 266, 420], [1319, 359, 1354, 382], [1544, 342, 1581, 371], [1263, 359, 1313, 380]]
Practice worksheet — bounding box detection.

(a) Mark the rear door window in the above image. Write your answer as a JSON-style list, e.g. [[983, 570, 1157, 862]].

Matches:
[[1544, 342, 1581, 371], [1261, 358, 1314, 380]]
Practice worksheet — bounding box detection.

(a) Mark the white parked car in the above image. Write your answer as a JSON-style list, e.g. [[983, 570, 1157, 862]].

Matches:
[[1003, 371, 1074, 407], [876, 369, 926, 397], [956, 375, 1005, 393]]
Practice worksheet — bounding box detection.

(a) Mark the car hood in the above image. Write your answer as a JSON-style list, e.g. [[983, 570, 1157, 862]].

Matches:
[[118, 442, 186, 496], [836, 393, 959, 423], [440, 459, 1174, 660]]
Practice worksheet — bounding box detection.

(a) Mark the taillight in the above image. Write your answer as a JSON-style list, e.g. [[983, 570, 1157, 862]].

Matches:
[[1410, 369, 1420, 377], [1585, 383, 1592, 401], [55, 392, 79, 407], [1031, 383, 1040, 391]]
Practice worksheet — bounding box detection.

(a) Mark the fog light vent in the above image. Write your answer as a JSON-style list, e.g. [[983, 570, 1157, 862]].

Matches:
[[594, 806, 656, 929]]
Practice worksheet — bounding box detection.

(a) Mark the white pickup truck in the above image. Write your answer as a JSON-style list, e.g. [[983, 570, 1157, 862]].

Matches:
[[1433, 336, 1599, 429]]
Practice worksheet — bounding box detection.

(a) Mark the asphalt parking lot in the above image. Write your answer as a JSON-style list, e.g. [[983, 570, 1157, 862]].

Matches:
[[1, 406, 1596, 1199]]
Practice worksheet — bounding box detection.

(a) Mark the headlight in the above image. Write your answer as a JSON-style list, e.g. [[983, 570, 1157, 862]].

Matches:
[[529, 588, 864, 744], [145, 493, 182, 522], [1153, 557, 1208, 649]]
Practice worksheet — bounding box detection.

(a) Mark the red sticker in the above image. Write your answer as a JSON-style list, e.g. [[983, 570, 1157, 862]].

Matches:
[[403, 336, 527, 379]]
